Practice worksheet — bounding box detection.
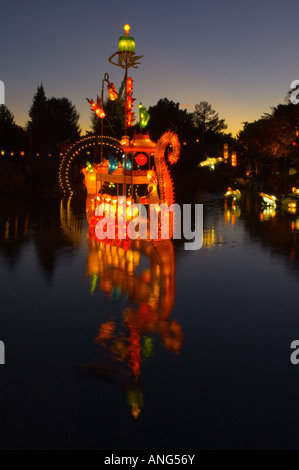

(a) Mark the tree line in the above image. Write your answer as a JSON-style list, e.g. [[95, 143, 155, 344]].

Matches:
[[2, 82, 298, 174], [0, 83, 232, 162], [238, 99, 299, 169], [0, 84, 81, 156]]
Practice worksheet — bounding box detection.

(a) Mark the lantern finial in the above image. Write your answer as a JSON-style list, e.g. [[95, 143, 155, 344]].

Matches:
[[124, 24, 130, 36]]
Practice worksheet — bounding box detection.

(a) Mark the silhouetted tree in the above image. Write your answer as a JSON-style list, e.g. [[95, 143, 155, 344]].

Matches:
[[193, 101, 228, 134], [27, 83, 49, 154], [147, 98, 194, 142], [27, 85, 81, 155], [0, 104, 14, 127], [47, 97, 80, 149], [0, 105, 27, 151], [238, 103, 299, 165], [193, 101, 228, 159]]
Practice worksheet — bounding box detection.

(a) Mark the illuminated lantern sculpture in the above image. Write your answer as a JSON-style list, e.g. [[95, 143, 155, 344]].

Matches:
[[156, 130, 180, 165], [107, 82, 118, 101], [109, 24, 143, 70], [135, 153, 147, 166], [86, 96, 106, 119], [139, 103, 150, 129], [118, 24, 135, 54], [146, 170, 159, 205], [82, 166, 97, 194], [86, 161, 94, 174], [122, 154, 132, 171], [127, 112, 133, 128], [126, 77, 135, 127], [231, 151, 237, 167], [96, 108, 106, 119], [224, 143, 229, 162], [108, 154, 119, 174]]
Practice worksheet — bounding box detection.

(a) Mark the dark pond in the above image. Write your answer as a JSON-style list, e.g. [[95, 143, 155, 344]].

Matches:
[[0, 191, 298, 450]]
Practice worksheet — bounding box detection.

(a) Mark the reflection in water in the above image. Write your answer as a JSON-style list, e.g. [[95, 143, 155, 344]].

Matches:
[[0, 197, 85, 277], [202, 225, 223, 248], [196, 191, 299, 276], [2, 194, 299, 447], [291, 219, 299, 232], [201, 198, 241, 249], [223, 198, 241, 227], [246, 192, 299, 248], [225, 191, 299, 274], [86, 231, 182, 418], [60, 198, 83, 245], [259, 207, 276, 221], [0, 198, 30, 267]]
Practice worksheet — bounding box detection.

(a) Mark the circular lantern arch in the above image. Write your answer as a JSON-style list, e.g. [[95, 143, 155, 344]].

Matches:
[[59, 135, 122, 196]]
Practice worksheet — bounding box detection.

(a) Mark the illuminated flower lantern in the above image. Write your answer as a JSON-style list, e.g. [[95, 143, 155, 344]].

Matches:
[[118, 24, 135, 55], [109, 24, 143, 70]]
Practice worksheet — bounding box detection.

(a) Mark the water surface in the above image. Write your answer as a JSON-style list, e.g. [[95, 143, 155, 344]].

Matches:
[[0, 192, 298, 450]]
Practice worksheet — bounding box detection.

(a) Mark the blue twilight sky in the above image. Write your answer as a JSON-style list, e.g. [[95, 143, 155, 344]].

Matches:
[[1, 0, 298, 136]]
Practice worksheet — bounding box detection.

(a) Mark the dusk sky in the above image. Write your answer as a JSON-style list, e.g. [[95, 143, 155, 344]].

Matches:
[[1, 0, 298, 137]]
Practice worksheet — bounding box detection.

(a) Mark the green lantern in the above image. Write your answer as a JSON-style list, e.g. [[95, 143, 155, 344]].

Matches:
[[86, 161, 93, 174], [139, 103, 150, 128], [109, 24, 144, 70], [118, 24, 135, 54]]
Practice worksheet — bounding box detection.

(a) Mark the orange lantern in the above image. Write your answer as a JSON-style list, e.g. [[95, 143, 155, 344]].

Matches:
[[86, 97, 106, 119], [107, 82, 118, 100], [96, 108, 106, 119]]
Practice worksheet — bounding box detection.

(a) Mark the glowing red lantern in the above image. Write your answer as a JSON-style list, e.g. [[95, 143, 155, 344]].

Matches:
[[126, 77, 135, 127], [127, 95, 133, 111], [127, 111, 133, 127], [127, 77, 133, 94], [135, 153, 148, 166]]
